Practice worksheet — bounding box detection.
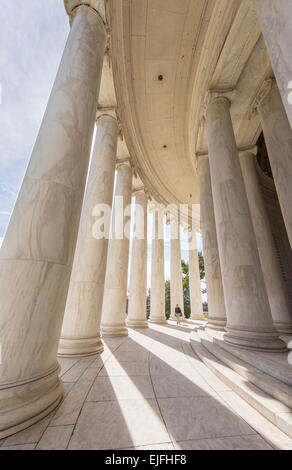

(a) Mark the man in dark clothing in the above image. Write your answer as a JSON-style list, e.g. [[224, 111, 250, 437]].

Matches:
[[175, 304, 182, 325]]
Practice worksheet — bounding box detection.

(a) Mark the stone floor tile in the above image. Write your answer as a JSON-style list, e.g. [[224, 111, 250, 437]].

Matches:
[[50, 366, 98, 426], [36, 425, 74, 450], [68, 399, 170, 450], [173, 435, 273, 450], [87, 375, 154, 402], [158, 396, 255, 441]]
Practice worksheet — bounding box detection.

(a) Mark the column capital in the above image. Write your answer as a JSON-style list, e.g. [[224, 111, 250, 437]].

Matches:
[[116, 158, 133, 171], [132, 187, 146, 197], [197, 144, 258, 162], [249, 77, 276, 119], [64, 0, 106, 24], [205, 88, 237, 110], [96, 108, 117, 123], [238, 145, 258, 158]]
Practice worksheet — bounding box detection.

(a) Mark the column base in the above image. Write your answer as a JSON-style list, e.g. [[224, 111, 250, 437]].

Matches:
[[190, 314, 205, 321], [148, 317, 167, 324], [224, 327, 287, 352], [101, 325, 128, 337], [0, 364, 63, 440], [273, 322, 292, 335], [126, 319, 149, 329], [207, 316, 227, 331], [58, 336, 104, 357]]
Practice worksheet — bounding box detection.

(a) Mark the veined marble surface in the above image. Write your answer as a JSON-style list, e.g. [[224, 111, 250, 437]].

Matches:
[[101, 164, 133, 336], [0, 6, 106, 437], [197, 155, 226, 329], [259, 84, 292, 249], [149, 210, 166, 324], [59, 115, 118, 356], [1, 323, 289, 450], [127, 191, 148, 328], [206, 96, 284, 351], [240, 151, 292, 333], [189, 233, 204, 321], [170, 220, 185, 320], [255, 0, 292, 129]]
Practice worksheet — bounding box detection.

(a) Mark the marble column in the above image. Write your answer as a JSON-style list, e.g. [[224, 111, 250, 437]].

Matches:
[[127, 189, 148, 328], [197, 154, 226, 330], [254, 0, 292, 129], [170, 217, 185, 321], [149, 208, 166, 324], [100, 161, 133, 336], [206, 94, 285, 351], [240, 149, 292, 334], [254, 79, 292, 248], [0, 3, 107, 438], [58, 114, 118, 357], [188, 231, 204, 321]]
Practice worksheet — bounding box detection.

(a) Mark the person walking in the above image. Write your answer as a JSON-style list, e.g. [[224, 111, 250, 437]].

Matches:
[[174, 304, 182, 325]]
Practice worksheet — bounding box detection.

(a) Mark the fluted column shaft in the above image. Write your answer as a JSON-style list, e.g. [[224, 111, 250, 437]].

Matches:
[[257, 82, 292, 248], [206, 96, 285, 351], [170, 220, 185, 321], [240, 150, 292, 333], [58, 115, 118, 357], [197, 155, 226, 329], [101, 163, 133, 337], [149, 209, 166, 324], [0, 5, 107, 438], [255, 0, 292, 129], [189, 232, 204, 321], [127, 190, 148, 328]]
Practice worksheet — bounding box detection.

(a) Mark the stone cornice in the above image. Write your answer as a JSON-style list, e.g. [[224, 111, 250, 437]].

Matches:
[[249, 77, 276, 119], [64, 0, 106, 24]]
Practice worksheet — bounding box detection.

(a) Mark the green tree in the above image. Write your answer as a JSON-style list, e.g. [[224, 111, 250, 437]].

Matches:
[[146, 288, 151, 319], [164, 252, 206, 318], [165, 280, 170, 319], [182, 260, 191, 318]]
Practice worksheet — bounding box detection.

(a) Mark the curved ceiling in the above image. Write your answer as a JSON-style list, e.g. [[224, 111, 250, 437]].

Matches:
[[108, 0, 273, 226]]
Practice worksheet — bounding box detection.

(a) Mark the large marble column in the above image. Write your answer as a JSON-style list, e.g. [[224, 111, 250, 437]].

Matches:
[[240, 149, 292, 334], [253, 79, 292, 248], [197, 154, 226, 330], [58, 114, 118, 357], [254, 0, 292, 129], [127, 189, 148, 328], [188, 231, 204, 321], [100, 161, 133, 336], [206, 94, 285, 351], [149, 207, 166, 324], [170, 217, 185, 321], [0, 2, 107, 438]]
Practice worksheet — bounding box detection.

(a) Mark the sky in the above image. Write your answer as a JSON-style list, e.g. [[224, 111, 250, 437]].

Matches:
[[0, 0, 204, 294], [0, 0, 69, 244]]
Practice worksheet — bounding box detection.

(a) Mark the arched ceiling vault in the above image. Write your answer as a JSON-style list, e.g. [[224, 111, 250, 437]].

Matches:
[[105, 0, 273, 228]]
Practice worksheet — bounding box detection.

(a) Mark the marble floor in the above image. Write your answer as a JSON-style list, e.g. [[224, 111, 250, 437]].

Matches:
[[1, 322, 292, 450]]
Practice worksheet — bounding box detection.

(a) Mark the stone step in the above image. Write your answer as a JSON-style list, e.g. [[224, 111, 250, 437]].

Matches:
[[190, 329, 292, 439], [203, 327, 292, 386], [199, 328, 292, 408]]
